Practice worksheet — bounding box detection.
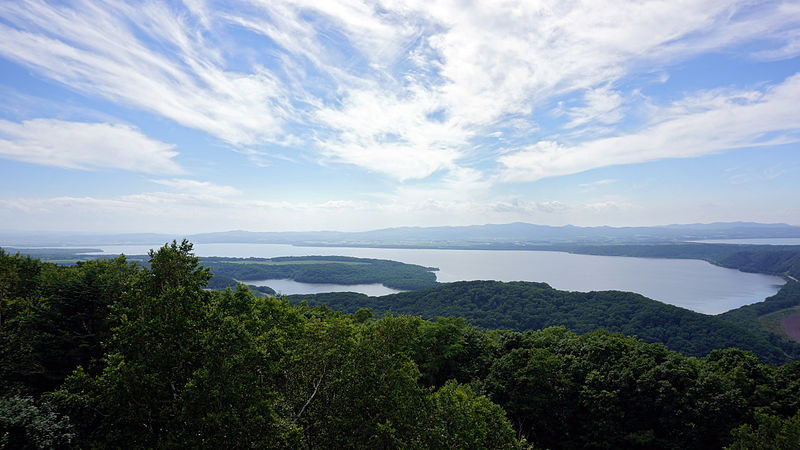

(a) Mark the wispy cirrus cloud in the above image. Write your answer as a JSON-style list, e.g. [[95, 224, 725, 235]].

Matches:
[[0, 119, 180, 174], [499, 73, 800, 182], [149, 178, 242, 198], [0, 0, 289, 147], [1, 0, 799, 184], [579, 179, 617, 191], [251, 0, 800, 179], [561, 87, 625, 129]]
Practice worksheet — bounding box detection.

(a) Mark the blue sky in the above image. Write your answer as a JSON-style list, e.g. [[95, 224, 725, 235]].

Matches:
[[1, 0, 799, 233]]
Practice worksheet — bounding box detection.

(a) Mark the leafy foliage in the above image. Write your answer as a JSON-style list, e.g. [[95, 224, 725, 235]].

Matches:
[[2, 243, 520, 448], [727, 410, 800, 449], [205, 274, 276, 295], [290, 280, 797, 363], [3, 243, 800, 449], [0, 249, 137, 394], [721, 280, 800, 323], [0, 395, 74, 450], [424, 380, 520, 449], [58, 241, 299, 448], [719, 280, 800, 356]]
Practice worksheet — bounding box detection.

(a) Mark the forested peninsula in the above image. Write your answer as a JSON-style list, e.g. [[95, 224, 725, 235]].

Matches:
[[3, 249, 439, 293], [202, 255, 438, 290], [2, 242, 800, 448]]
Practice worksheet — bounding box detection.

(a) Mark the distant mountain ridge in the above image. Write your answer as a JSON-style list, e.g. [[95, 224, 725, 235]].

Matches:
[[2, 222, 800, 247]]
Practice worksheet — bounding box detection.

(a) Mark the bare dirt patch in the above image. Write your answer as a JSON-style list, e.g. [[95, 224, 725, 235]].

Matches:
[[780, 312, 800, 343]]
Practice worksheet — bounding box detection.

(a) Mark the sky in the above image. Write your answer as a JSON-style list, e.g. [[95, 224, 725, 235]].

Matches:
[[1, 0, 799, 233]]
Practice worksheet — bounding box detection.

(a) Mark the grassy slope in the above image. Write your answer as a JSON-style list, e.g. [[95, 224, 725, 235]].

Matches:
[[720, 281, 800, 345]]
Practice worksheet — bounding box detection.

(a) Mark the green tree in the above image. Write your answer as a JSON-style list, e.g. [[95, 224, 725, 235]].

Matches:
[[59, 241, 300, 448], [0, 394, 74, 450], [483, 346, 569, 443], [727, 411, 800, 449], [423, 380, 520, 449], [290, 315, 428, 448]]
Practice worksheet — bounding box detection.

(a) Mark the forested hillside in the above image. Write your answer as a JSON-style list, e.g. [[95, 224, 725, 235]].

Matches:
[[0, 243, 516, 448], [2, 243, 800, 448], [721, 281, 800, 344], [290, 280, 800, 364]]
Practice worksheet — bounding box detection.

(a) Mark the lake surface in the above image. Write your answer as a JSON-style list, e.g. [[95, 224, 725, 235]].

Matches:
[[83, 243, 786, 315], [248, 279, 403, 297], [691, 238, 800, 245]]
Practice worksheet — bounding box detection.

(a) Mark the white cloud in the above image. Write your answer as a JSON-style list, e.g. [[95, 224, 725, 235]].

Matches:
[[0, 0, 288, 147], [149, 178, 242, 197], [263, 0, 419, 67], [584, 200, 631, 212], [563, 87, 624, 129], [314, 88, 467, 179], [751, 36, 800, 61], [579, 179, 617, 190], [0, 119, 180, 174], [0, 184, 794, 233], [726, 163, 793, 185], [0, 192, 559, 232], [398, 0, 778, 125], [499, 74, 800, 182], [492, 199, 568, 215], [300, 0, 800, 178], [1, 0, 799, 183], [387, 166, 491, 205]]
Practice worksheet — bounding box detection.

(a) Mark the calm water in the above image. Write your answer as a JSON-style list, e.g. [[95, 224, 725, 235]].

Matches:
[[84, 243, 786, 315], [249, 279, 403, 297], [691, 238, 800, 245]]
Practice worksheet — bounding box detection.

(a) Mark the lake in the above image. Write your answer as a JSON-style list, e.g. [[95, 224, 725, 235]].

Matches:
[[691, 238, 800, 245], [83, 243, 786, 315], [249, 279, 403, 297]]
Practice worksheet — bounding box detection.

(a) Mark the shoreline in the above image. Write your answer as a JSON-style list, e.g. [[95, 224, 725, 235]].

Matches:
[[781, 311, 800, 343]]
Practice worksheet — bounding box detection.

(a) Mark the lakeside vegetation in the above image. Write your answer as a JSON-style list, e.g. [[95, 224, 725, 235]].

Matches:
[[2, 242, 800, 448], [290, 280, 800, 364], [0, 244, 515, 448], [720, 281, 800, 344]]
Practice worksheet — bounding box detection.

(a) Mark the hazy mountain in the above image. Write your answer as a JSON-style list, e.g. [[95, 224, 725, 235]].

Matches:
[[3, 222, 800, 247], [186, 222, 800, 246]]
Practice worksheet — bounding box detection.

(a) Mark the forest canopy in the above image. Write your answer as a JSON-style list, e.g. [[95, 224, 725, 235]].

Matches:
[[290, 280, 800, 364], [2, 242, 800, 448]]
